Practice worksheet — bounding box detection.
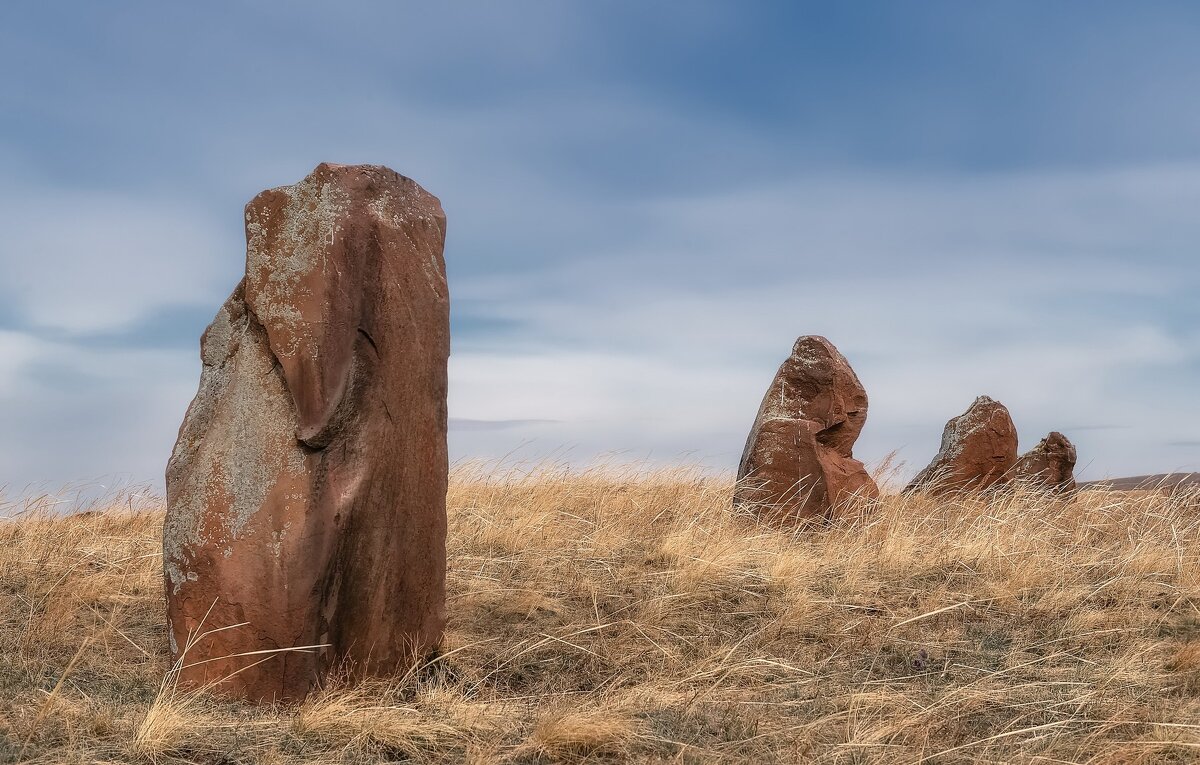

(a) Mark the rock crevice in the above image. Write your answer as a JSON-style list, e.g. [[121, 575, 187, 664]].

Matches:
[[735, 336, 878, 524], [1009, 431, 1078, 493]]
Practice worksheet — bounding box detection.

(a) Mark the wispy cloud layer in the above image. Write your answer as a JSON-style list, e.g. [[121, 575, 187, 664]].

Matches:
[[1, 2, 1198, 488]]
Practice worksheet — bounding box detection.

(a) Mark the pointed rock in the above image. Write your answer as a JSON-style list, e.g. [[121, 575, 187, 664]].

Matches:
[[1009, 431, 1077, 493], [735, 336, 878, 524], [904, 396, 1018, 495], [163, 163, 449, 702]]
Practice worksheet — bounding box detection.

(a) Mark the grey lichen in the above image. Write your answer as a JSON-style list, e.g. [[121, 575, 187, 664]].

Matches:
[[163, 302, 307, 595], [165, 170, 353, 597], [936, 395, 999, 462], [246, 174, 352, 362]]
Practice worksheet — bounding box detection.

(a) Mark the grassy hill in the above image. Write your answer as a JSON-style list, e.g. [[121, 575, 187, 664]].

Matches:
[[3, 466, 1200, 763]]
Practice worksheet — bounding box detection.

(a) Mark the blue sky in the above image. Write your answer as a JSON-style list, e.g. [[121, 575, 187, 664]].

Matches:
[[2, 2, 1200, 490]]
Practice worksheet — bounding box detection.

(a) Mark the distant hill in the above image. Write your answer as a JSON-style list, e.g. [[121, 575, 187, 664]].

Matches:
[[1080, 473, 1200, 491]]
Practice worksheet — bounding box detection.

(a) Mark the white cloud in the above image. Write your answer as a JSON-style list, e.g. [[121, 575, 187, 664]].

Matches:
[[2, 3, 1199, 493], [446, 321, 1198, 481], [444, 164, 1200, 481], [0, 330, 198, 491], [3, 135, 1199, 487], [0, 330, 42, 397], [0, 186, 235, 334]]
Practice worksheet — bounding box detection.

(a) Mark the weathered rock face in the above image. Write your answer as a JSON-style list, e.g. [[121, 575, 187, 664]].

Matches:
[[1009, 431, 1077, 493], [904, 396, 1017, 495], [164, 163, 449, 702], [735, 336, 878, 524]]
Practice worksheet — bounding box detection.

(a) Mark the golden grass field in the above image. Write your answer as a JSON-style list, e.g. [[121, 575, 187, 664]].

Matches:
[[3, 464, 1200, 764]]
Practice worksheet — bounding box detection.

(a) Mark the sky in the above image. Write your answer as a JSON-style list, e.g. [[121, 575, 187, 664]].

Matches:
[[2, 1, 1200, 492]]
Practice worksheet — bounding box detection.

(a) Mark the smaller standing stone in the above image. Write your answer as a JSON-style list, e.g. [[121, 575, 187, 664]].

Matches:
[[1009, 431, 1077, 493], [735, 335, 878, 524], [905, 396, 1018, 496]]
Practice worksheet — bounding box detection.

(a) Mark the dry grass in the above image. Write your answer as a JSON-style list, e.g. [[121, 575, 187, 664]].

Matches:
[[3, 463, 1200, 763]]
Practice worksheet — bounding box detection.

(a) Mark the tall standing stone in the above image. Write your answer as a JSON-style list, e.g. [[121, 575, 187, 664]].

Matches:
[[164, 163, 449, 702], [735, 336, 878, 524], [1009, 431, 1077, 493], [904, 396, 1017, 495]]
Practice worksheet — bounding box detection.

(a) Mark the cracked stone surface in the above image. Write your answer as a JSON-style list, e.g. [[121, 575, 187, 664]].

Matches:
[[164, 163, 449, 702], [734, 335, 878, 524], [1009, 431, 1078, 493], [904, 395, 1018, 496]]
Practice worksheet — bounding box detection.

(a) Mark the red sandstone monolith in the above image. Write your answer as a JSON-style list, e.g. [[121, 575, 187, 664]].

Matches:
[[904, 395, 1017, 495], [164, 163, 449, 702], [1009, 431, 1077, 493], [735, 336, 878, 524]]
